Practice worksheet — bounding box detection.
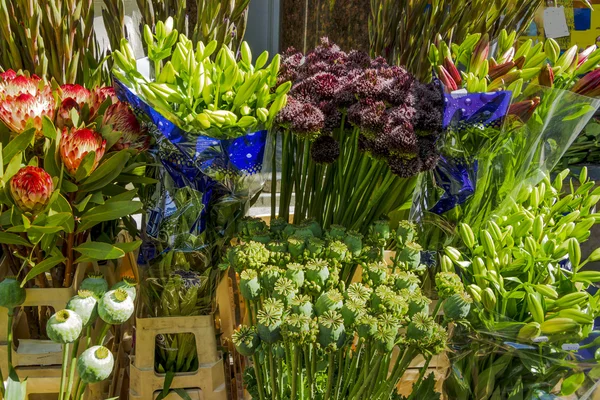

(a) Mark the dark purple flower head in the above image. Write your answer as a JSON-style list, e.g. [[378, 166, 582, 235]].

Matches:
[[279, 48, 305, 85], [319, 101, 342, 133], [347, 50, 372, 70], [385, 123, 419, 156], [347, 98, 387, 135], [384, 105, 416, 134], [290, 102, 325, 137], [311, 72, 340, 99], [370, 56, 389, 70], [358, 135, 389, 159], [413, 104, 443, 135], [418, 136, 440, 171], [387, 154, 423, 178], [290, 79, 318, 103], [386, 72, 416, 105], [311, 134, 340, 164], [352, 69, 389, 100]]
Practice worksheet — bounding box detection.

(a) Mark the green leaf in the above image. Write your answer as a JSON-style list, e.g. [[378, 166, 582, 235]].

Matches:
[[80, 201, 142, 223], [75, 193, 93, 212], [5, 367, 27, 400], [41, 212, 74, 233], [3, 129, 34, 166], [174, 389, 193, 400], [115, 240, 142, 254], [106, 189, 138, 204], [75, 151, 97, 182], [3, 152, 22, 183], [50, 194, 72, 214], [28, 225, 64, 234], [61, 179, 78, 193], [44, 138, 60, 178], [561, 372, 585, 396], [74, 242, 125, 262], [42, 116, 57, 140], [21, 255, 66, 287], [563, 104, 596, 121], [101, 126, 123, 151], [115, 174, 159, 184], [79, 151, 131, 192], [0, 232, 32, 246]]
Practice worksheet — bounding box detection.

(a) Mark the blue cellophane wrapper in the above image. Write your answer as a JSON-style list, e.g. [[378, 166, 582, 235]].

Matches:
[[411, 86, 600, 250], [113, 78, 273, 325]]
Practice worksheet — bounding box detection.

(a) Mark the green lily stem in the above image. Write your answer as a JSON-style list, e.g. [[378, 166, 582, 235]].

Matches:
[[97, 322, 111, 346], [58, 342, 70, 400], [65, 337, 81, 399], [252, 353, 267, 400], [271, 132, 277, 220], [324, 351, 335, 400]]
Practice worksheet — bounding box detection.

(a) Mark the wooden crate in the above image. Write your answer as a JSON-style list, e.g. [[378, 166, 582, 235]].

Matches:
[[129, 315, 227, 400]]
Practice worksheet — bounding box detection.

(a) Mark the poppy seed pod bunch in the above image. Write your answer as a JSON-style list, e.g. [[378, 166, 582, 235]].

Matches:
[[229, 218, 447, 400]]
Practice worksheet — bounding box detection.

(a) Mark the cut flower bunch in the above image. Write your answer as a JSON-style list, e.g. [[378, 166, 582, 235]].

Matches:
[[228, 217, 466, 400], [443, 168, 600, 399], [274, 39, 445, 231], [0, 69, 148, 341]]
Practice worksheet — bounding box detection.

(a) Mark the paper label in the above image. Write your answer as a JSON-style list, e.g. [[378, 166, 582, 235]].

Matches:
[[544, 7, 570, 39], [562, 343, 580, 351], [532, 336, 549, 343]]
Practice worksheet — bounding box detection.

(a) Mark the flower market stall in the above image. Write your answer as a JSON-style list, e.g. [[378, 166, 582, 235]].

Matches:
[[2, 0, 600, 399]]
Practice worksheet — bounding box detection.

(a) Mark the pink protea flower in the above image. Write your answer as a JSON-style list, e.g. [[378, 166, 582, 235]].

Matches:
[[60, 128, 106, 176], [10, 166, 54, 214], [55, 98, 80, 129], [0, 72, 43, 98], [0, 91, 55, 134], [102, 102, 149, 152], [60, 84, 91, 109], [89, 87, 117, 119]]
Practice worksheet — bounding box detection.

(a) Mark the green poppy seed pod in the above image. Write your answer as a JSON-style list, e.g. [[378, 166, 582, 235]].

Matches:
[[394, 271, 420, 292], [67, 290, 98, 327], [80, 274, 109, 299], [98, 289, 135, 325], [482, 288, 497, 312], [306, 260, 330, 287], [270, 218, 288, 235], [408, 296, 431, 318], [77, 346, 114, 384], [111, 277, 137, 301], [294, 227, 315, 240], [371, 286, 394, 312], [315, 290, 344, 316], [47, 309, 83, 344], [273, 277, 297, 306], [307, 237, 325, 257], [443, 293, 472, 320], [257, 307, 283, 344], [266, 240, 288, 253], [282, 223, 298, 239], [328, 225, 346, 240], [371, 220, 391, 241], [286, 263, 305, 288], [396, 221, 416, 245], [0, 277, 26, 309], [284, 313, 312, 336], [346, 282, 372, 304], [287, 236, 306, 258], [232, 326, 261, 357], [251, 230, 271, 244], [398, 241, 422, 269], [406, 312, 433, 340], [260, 266, 283, 292], [344, 231, 363, 256], [240, 270, 261, 301], [374, 328, 397, 353], [356, 315, 378, 339], [290, 295, 313, 316], [341, 299, 364, 327], [318, 311, 346, 349], [300, 219, 323, 238], [365, 262, 387, 286], [517, 322, 541, 341], [327, 241, 348, 261]]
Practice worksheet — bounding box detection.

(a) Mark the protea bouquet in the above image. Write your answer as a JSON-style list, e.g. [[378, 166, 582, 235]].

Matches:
[[0, 70, 149, 341], [274, 38, 445, 232], [443, 169, 600, 399], [228, 218, 457, 400]]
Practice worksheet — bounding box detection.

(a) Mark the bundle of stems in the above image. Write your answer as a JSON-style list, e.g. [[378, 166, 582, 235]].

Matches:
[[369, 0, 545, 80], [133, 0, 249, 52], [0, 0, 108, 85]]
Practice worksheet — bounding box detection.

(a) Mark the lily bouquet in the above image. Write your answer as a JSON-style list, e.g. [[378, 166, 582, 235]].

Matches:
[[274, 38, 445, 232], [443, 169, 600, 399], [112, 20, 289, 374], [228, 218, 459, 400], [414, 31, 600, 254]]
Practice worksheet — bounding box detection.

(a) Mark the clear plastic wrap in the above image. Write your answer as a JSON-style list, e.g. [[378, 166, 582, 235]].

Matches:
[[412, 86, 600, 250]]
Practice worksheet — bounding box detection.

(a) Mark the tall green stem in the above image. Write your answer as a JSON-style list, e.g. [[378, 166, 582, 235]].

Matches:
[[7, 311, 14, 367], [324, 351, 335, 400], [97, 322, 111, 346], [252, 353, 267, 400], [271, 132, 278, 220], [268, 345, 278, 400], [291, 345, 299, 400], [66, 338, 81, 399], [58, 343, 70, 400]]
